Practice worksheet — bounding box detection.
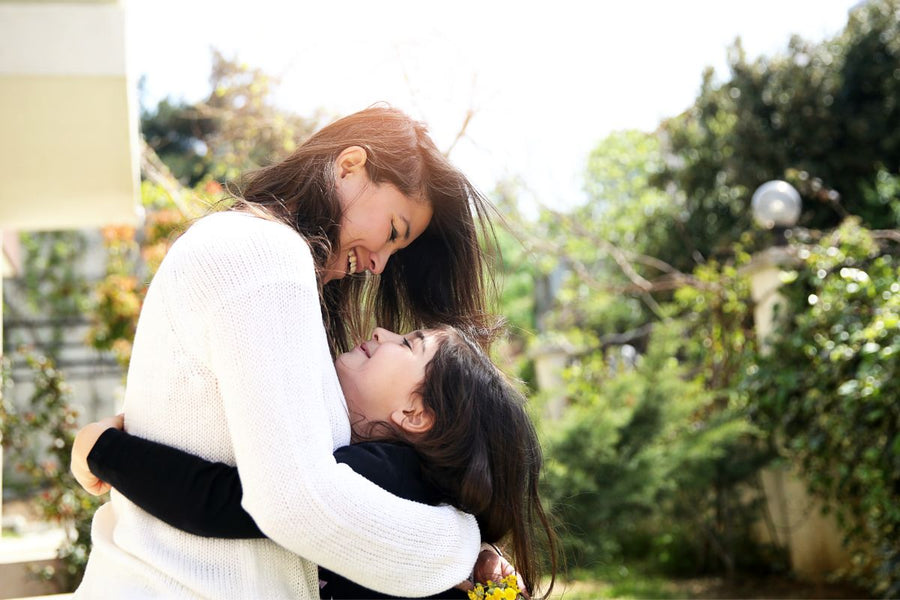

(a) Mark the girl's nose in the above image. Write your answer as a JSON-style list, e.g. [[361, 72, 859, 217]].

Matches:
[[371, 327, 401, 343]]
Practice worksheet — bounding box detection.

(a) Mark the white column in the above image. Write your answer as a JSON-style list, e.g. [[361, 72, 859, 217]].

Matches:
[[532, 344, 571, 420], [744, 246, 850, 581], [745, 246, 795, 351]]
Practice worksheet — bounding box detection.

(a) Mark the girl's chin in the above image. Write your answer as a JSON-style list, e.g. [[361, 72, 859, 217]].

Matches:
[[321, 270, 344, 284], [348, 414, 370, 440], [349, 419, 393, 443]]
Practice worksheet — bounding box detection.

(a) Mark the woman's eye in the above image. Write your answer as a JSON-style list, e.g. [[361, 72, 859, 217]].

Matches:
[[402, 337, 412, 351], [389, 223, 398, 242]]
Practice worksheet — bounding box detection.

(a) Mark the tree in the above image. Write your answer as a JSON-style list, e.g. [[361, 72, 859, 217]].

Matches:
[[655, 0, 900, 268], [141, 49, 321, 186]]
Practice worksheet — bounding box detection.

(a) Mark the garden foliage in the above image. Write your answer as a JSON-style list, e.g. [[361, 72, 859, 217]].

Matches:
[[524, 2, 900, 594], [539, 266, 775, 578], [654, 0, 900, 269]]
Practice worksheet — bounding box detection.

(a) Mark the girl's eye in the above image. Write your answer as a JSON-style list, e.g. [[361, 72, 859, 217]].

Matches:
[[389, 223, 398, 243], [402, 337, 413, 351]]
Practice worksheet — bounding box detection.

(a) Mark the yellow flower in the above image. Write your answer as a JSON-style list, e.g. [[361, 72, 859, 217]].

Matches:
[[467, 572, 523, 600]]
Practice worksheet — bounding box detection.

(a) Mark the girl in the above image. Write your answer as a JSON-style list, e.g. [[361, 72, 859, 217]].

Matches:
[[73, 326, 558, 599], [74, 106, 500, 598]]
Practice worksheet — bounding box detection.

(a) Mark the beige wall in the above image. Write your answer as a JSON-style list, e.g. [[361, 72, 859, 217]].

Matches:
[[0, 75, 137, 229], [0, 0, 139, 230]]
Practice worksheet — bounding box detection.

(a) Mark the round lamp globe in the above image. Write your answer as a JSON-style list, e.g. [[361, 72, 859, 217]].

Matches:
[[751, 180, 802, 229]]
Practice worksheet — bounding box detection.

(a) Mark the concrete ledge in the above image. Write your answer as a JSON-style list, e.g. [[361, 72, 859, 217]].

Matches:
[[0, 530, 67, 563], [0, 530, 69, 600], [0, 558, 67, 600]]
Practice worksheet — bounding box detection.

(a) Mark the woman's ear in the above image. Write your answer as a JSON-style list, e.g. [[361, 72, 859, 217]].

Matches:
[[390, 401, 434, 434], [335, 146, 367, 179]]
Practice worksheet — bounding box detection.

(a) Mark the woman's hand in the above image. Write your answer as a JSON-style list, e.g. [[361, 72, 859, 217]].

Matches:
[[70, 414, 125, 496]]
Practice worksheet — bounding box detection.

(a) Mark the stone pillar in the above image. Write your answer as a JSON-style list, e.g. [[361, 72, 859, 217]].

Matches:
[[743, 247, 851, 581], [0, 228, 16, 530], [531, 342, 572, 421], [746, 247, 793, 354]]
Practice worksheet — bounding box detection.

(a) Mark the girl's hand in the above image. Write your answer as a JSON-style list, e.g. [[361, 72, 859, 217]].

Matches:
[[457, 544, 529, 598], [70, 414, 125, 496]]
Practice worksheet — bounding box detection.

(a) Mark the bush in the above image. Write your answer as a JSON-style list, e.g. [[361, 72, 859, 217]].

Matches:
[[543, 321, 774, 577], [1, 350, 105, 590]]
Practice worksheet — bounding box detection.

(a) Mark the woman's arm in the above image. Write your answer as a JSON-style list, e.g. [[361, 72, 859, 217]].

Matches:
[[75, 425, 502, 598], [181, 218, 479, 596], [74, 423, 518, 596]]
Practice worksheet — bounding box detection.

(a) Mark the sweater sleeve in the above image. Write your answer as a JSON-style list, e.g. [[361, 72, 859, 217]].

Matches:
[[178, 216, 480, 596]]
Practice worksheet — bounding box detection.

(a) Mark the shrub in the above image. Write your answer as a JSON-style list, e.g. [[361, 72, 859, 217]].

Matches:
[[543, 322, 774, 577], [1, 350, 105, 590]]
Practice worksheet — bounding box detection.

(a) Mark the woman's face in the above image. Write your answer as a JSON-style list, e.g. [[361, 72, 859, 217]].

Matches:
[[322, 147, 433, 283], [334, 327, 442, 436]]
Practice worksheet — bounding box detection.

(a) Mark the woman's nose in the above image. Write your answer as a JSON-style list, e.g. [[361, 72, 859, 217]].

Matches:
[[368, 248, 390, 275]]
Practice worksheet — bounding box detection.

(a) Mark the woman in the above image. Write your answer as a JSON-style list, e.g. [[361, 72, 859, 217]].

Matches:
[[74, 106, 499, 599], [73, 326, 558, 599]]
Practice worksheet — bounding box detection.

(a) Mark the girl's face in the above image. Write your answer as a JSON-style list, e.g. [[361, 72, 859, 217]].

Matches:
[[322, 147, 433, 283], [334, 327, 442, 436]]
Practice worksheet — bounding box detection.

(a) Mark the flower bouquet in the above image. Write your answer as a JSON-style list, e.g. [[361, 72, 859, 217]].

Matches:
[[467, 574, 526, 600]]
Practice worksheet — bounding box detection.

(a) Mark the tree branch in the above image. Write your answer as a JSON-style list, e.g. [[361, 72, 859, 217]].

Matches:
[[872, 229, 900, 244], [507, 204, 716, 305], [444, 107, 475, 159], [140, 139, 210, 218]]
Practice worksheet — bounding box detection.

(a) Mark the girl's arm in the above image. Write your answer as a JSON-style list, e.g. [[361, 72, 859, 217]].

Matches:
[[75, 427, 437, 539], [84, 426, 263, 538]]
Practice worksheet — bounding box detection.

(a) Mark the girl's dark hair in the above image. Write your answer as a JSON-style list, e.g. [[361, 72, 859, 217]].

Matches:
[[372, 326, 559, 598], [230, 105, 498, 354]]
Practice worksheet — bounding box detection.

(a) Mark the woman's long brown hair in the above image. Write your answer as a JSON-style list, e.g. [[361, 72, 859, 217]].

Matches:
[[230, 105, 499, 354]]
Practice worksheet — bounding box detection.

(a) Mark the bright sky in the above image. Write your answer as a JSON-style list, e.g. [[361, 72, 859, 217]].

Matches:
[[127, 0, 859, 208]]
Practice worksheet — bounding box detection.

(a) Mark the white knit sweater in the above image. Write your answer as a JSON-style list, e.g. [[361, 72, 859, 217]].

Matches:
[[74, 211, 480, 599]]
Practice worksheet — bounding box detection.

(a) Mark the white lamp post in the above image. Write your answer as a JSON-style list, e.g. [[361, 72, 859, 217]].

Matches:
[[745, 181, 851, 579], [747, 180, 801, 352]]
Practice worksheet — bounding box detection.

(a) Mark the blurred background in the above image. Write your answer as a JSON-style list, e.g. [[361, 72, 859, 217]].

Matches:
[[2, 0, 898, 598]]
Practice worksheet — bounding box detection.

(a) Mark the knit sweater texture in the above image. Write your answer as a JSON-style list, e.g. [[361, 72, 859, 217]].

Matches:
[[74, 211, 480, 599]]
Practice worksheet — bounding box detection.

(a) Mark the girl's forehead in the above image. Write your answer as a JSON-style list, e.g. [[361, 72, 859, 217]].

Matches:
[[421, 327, 454, 343]]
